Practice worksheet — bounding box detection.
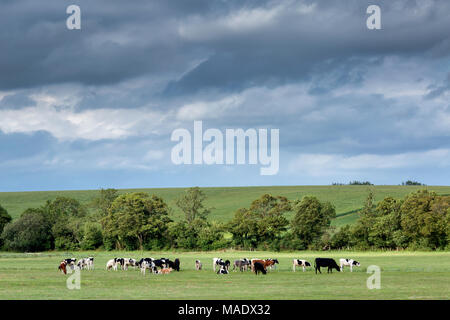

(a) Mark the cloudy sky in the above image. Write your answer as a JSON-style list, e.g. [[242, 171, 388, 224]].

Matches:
[[1, 0, 450, 191]]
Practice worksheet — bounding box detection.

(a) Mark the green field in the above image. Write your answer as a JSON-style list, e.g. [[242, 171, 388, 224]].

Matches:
[[1, 185, 450, 227], [0, 250, 449, 299]]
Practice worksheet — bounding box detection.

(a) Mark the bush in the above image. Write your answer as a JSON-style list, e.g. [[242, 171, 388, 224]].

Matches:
[[1, 209, 52, 252]]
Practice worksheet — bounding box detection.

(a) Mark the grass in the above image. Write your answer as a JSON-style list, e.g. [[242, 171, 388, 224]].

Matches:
[[0, 250, 449, 300], [1, 185, 450, 227]]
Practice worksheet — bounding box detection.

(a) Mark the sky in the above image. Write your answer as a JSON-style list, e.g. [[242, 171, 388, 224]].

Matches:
[[0, 0, 450, 191]]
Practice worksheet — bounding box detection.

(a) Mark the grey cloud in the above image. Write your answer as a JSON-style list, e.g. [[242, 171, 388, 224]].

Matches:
[[0, 92, 36, 109]]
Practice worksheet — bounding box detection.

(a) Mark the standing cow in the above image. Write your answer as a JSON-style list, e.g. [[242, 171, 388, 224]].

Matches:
[[293, 259, 311, 272], [253, 262, 267, 275], [339, 258, 361, 272], [314, 258, 340, 274]]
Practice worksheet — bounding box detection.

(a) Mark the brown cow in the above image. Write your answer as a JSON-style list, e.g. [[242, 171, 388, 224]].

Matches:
[[58, 261, 67, 274], [251, 258, 279, 271]]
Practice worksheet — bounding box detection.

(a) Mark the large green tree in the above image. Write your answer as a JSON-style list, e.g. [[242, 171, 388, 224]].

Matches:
[[400, 190, 448, 249], [228, 194, 290, 248], [290, 196, 336, 249], [102, 192, 172, 250], [1, 208, 52, 252]]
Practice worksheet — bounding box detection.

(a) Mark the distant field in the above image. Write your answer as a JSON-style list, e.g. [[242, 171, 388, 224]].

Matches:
[[1, 185, 450, 227], [0, 250, 448, 300]]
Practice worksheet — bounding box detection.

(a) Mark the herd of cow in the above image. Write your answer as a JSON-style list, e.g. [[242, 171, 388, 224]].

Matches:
[[57, 256, 361, 276], [210, 257, 361, 275]]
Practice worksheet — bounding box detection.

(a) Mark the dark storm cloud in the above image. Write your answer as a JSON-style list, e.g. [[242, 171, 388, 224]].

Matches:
[[1, 0, 449, 92]]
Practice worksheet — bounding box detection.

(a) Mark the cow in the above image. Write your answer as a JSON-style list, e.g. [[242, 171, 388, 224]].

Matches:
[[314, 258, 340, 274], [339, 258, 361, 272], [140, 260, 157, 276], [77, 258, 87, 270], [253, 262, 267, 275], [106, 258, 119, 271], [123, 258, 137, 270], [64, 258, 77, 271], [233, 258, 251, 272], [217, 265, 229, 274], [153, 259, 167, 269], [160, 267, 173, 275], [213, 258, 223, 272], [86, 257, 94, 270], [173, 258, 180, 271], [293, 259, 311, 272], [58, 261, 67, 274], [251, 259, 278, 271], [195, 260, 202, 270], [137, 258, 154, 268]]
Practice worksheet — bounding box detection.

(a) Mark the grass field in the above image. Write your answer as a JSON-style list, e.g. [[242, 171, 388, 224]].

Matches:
[[1, 185, 450, 227], [0, 250, 448, 300]]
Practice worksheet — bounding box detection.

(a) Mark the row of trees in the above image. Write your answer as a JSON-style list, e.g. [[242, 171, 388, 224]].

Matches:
[[0, 188, 449, 252]]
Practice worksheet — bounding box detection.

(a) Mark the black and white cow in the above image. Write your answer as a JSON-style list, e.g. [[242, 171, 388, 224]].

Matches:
[[86, 257, 94, 270], [213, 258, 230, 272], [314, 258, 341, 274], [195, 260, 202, 270], [77, 258, 87, 270], [106, 258, 117, 271], [123, 258, 137, 270], [217, 264, 229, 274], [137, 258, 154, 268], [213, 258, 223, 272], [64, 258, 77, 270], [293, 259, 311, 272], [339, 258, 361, 272], [140, 260, 158, 276]]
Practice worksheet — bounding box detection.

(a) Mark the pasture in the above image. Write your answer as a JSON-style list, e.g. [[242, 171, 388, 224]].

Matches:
[[1, 185, 450, 227], [0, 251, 449, 300]]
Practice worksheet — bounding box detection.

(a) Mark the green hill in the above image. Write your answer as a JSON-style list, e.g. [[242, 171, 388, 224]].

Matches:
[[1, 185, 449, 227]]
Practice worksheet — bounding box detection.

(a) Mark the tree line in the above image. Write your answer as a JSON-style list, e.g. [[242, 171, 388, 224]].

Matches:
[[0, 188, 449, 252]]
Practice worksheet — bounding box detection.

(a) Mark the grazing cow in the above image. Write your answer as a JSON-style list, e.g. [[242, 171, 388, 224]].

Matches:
[[137, 258, 154, 268], [253, 262, 267, 275], [251, 259, 278, 271], [140, 260, 157, 276], [86, 257, 94, 270], [217, 265, 229, 274], [173, 258, 180, 272], [233, 258, 251, 272], [58, 261, 67, 274], [339, 259, 361, 272], [106, 258, 118, 271], [314, 258, 340, 274], [213, 258, 223, 272], [77, 258, 87, 270], [153, 259, 167, 269], [293, 259, 311, 272], [64, 258, 77, 270], [123, 258, 137, 270], [195, 260, 202, 270]]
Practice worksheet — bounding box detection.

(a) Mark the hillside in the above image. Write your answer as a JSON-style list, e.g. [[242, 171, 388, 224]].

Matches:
[[1, 185, 450, 227]]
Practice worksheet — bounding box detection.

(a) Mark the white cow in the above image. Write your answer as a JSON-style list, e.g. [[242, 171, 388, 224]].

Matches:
[[86, 257, 94, 270], [293, 259, 311, 272], [140, 261, 157, 276], [106, 258, 118, 271], [339, 258, 361, 272], [213, 258, 223, 272], [123, 258, 137, 270]]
